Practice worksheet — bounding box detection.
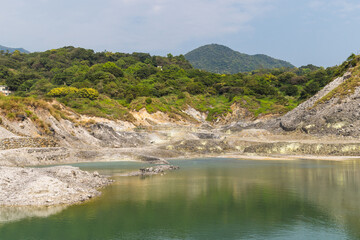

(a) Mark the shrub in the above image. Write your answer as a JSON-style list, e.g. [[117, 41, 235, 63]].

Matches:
[[47, 87, 99, 100], [102, 62, 124, 77], [280, 85, 298, 96], [47, 87, 79, 97], [77, 88, 99, 100], [177, 92, 186, 99], [145, 97, 152, 104]]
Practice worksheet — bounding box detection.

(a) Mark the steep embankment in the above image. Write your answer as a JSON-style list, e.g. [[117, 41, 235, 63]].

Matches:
[[0, 97, 240, 166], [279, 62, 360, 137], [3, 92, 360, 167]]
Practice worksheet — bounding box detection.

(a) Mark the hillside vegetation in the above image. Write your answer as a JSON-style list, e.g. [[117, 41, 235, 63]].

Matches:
[[185, 44, 294, 74], [316, 54, 360, 105], [0, 46, 349, 122]]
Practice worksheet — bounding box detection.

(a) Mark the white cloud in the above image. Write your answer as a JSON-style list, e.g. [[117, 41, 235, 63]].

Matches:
[[0, 0, 276, 52], [105, 0, 276, 52]]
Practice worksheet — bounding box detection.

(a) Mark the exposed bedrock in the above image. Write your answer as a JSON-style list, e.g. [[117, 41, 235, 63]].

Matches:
[[244, 142, 360, 156], [279, 71, 360, 137]]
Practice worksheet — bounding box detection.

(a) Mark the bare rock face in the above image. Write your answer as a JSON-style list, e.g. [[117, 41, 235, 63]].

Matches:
[[0, 166, 112, 206], [244, 142, 360, 156], [90, 123, 146, 147], [192, 132, 220, 139], [279, 71, 360, 137], [164, 139, 234, 154]]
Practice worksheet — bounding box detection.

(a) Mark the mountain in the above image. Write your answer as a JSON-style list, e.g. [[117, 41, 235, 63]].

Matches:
[[0, 45, 30, 54], [184, 44, 294, 74]]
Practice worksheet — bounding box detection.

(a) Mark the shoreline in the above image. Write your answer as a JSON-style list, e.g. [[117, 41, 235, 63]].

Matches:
[[0, 165, 112, 207], [37, 152, 360, 167], [1, 150, 359, 218], [220, 153, 360, 161]]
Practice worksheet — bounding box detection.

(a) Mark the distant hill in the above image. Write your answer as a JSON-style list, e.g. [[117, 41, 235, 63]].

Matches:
[[185, 44, 294, 74], [0, 45, 29, 54]]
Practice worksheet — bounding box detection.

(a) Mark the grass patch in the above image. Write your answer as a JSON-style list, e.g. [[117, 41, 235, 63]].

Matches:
[[60, 95, 135, 121], [234, 95, 297, 117]]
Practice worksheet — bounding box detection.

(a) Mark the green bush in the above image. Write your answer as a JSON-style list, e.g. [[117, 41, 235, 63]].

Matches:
[[177, 92, 186, 99], [47, 87, 99, 100], [77, 88, 99, 100], [145, 97, 152, 104], [47, 87, 79, 97], [280, 85, 298, 96]]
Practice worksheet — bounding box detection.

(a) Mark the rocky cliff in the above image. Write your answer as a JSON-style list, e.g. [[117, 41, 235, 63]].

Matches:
[[279, 68, 360, 137]]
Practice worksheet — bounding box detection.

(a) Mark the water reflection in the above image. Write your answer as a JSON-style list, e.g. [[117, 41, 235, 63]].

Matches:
[[0, 159, 359, 240], [0, 205, 67, 224]]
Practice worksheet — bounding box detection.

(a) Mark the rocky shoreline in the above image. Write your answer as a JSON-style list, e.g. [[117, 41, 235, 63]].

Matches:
[[1, 130, 360, 209], [123, 164, 180, 177], [0, 166, 112, 206]]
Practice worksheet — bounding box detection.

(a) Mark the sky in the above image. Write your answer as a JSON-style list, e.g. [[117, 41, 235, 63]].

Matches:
[[1, 0, 360, 67]]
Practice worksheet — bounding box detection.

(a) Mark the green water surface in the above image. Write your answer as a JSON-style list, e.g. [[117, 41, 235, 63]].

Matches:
[[1, 158, 360, 240]]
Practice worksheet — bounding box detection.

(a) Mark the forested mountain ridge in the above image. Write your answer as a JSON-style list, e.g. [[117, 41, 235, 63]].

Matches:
[[185, 44, 294, 74], [0, 46, 348, 123], [0, 45, 30, 54]]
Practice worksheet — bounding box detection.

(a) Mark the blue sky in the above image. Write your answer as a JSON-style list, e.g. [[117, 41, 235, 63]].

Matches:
[[1, 0, 360, 67]]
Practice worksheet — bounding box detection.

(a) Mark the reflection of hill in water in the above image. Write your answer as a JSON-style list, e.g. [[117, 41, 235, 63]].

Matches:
[[105, 160, 360, 239], [61, 162, 347, 240], [271, 160, 360, 239]]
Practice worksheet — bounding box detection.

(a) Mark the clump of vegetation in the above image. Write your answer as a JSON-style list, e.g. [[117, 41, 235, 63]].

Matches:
[[47, 87, 99, 100], [145, 97, 152, 105], [47, 87, 79, 97], [60, 95, 134, 121]]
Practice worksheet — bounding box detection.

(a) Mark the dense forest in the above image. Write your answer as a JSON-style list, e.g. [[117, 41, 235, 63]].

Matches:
[[0, 46, 353, 121], [185, 44, 294, 74]]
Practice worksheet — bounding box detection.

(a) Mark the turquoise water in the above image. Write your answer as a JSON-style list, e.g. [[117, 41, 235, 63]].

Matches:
[[1, 158, 360, 239]]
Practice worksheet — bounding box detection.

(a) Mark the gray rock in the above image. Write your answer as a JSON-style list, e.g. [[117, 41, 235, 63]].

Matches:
[[124, 165, 180, 176], [278, 71, 360, 137]]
